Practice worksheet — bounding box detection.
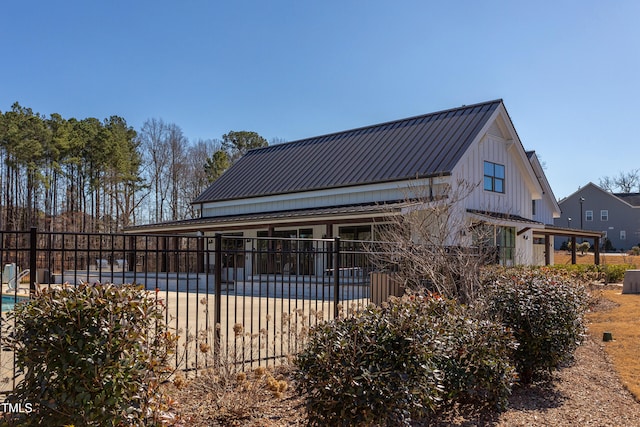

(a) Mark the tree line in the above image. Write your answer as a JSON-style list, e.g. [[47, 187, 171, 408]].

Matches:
[[0, 102, 270, 232]]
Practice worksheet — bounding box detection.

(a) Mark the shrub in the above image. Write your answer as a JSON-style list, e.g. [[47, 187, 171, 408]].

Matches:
[[601, 264, 633, 283], [630, 246, 640, 256], [546, 263, 635, 284], [482, 268, 589, 384], [432, 303, 516, 410], [544, 264, 599, 284], [4, 283, 178, 426], [577, 241, 591, 254], [294, 302, 440, 426], [294, 295, 515, 426]]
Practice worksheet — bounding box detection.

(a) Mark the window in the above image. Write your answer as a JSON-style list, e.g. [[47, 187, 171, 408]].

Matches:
[[602, 231, 608, 239], [496, 226, 516, 266], [532, 200, 537, 215], [483, 161, 505, 193], [255, 228, 316, 275], [221, 233, 244, 269], [339, 225, 372, 241], [601, 210, 609, 221], [585, 210, 593, 221], [621, 230, 626, 240]]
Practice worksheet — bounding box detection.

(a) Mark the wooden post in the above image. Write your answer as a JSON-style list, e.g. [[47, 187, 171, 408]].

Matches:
[[544, 234, 551, 265]]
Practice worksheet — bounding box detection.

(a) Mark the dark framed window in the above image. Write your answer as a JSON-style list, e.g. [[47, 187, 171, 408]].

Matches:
[[484, 161, 505, 193], [496, 226, 515, 266]]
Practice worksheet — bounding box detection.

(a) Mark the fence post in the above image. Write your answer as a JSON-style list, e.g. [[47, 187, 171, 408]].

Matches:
[[30, 227, 37, 296], [214, 233, 222, 366], [333, 236, 340, 319]]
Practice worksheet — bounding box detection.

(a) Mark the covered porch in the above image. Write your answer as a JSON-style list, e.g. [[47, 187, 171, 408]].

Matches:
[[534, 226, 604, 265]]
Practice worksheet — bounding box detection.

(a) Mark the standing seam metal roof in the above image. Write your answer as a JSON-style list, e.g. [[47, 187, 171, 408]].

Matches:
[[194, 100, 502, 203]]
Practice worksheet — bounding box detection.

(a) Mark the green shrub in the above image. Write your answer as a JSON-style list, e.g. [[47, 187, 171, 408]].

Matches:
[[601, 264, 633, 283], [294, 295, 515, 426], [577, 241, 591, 254], [546, 263, 635, 284], [294, 301, 439, 426], [4, 283, 178, 426], [482, 268, 589, 384], [432, 306, 516, 410]]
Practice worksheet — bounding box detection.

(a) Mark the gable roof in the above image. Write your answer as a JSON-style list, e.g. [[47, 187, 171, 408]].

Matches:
[[526, 150, 561, 216], [613, 193, 640, 207], [194, 99, 503, 204], [559, 182, 640, 209]]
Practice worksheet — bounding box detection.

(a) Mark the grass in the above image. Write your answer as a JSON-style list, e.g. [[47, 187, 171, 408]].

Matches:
[[586, 288, 640, 400], [555, 250, 640, 267]]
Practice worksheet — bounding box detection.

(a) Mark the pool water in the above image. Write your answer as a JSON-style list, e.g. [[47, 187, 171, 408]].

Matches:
[[1, 295, 29, 312]]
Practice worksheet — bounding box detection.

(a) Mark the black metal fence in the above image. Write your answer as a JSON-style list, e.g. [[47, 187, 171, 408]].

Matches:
[[1, 228, 385, 394]]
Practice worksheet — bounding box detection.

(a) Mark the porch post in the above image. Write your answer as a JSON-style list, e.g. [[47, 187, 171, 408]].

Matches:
[[267, 225, 274, 274], [160, 237, 168, 272], [333, 236, 341, 319], [544, 234, 551, 265], [594, 236, 600, 265], [197, 232, 205, 273]]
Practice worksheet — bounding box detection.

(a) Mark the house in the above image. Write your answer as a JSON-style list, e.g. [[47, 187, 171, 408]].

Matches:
[[128, 99, 601, 272], [555, 182, 640, 251]]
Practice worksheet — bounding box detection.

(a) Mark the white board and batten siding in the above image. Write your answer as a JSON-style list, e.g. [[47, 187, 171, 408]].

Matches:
[[453, 134, 540, 219], [451, 110, 547, 266]]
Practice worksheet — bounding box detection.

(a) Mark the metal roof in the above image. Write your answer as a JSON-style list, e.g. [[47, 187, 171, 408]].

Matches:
[[194, 100, 503, 204], [126, 201, 409, 233], [467, 209, 544, 227]]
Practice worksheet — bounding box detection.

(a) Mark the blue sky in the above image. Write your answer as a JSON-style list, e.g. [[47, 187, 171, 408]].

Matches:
[[2, 1, 639, 200]]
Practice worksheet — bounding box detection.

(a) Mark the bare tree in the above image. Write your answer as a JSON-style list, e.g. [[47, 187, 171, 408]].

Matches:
[[366, 178, 496, 304], [599, 169, 640, 193], [139, 118, 169, 223], [184, 139, 222, 218], [615, 169, 640, 193], [599, 176, 615, 192], [166, 124, 189, 221]]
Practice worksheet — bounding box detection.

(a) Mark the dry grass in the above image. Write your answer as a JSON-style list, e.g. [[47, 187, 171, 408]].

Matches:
[[554, 250, 640, 267], [586, 287, 640, 399]]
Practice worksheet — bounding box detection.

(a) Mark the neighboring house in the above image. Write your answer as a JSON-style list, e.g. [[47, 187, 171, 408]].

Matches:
[[129, 99, 598, 271], [555, 182, 640, 251]]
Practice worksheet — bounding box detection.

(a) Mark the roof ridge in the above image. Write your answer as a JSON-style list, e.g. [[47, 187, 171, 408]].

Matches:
[[248, 99, 504, 154], [194, 99, 503, 204]]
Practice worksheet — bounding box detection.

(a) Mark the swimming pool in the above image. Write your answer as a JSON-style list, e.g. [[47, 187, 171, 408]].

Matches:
[[1, 295, 29, 312]]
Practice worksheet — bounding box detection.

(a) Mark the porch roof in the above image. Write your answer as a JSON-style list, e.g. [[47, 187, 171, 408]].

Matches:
[[467, 209, 545, 230], [532, 225, 604, 239], [125, 201, 409, 234]]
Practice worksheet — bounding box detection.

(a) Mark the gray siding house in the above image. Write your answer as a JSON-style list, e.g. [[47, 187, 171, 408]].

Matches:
[[555, 182, 640, 251]]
